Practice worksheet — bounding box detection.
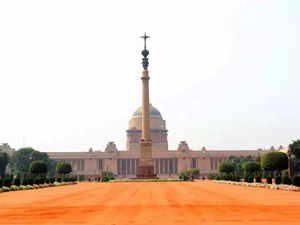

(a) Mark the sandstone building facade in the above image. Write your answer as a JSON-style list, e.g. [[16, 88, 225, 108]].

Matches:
[[48, 105, 269, 180]]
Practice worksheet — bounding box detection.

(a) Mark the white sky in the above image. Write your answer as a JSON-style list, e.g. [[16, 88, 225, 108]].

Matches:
[[0, 0, 299, 152]]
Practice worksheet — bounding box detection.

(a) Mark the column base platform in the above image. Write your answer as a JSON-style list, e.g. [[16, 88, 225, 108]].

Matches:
[[136, 166, 158, 179]]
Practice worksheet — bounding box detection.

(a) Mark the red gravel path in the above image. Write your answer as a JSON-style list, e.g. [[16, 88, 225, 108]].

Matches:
[[0, 181, 300, 225]]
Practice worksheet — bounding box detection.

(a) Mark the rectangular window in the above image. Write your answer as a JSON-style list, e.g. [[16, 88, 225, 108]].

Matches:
[[117, 159, 121, 175], [121, 159, 126, 175], [214, 159, 217, 170], [132, 159, 136, 175], [169, 159, 174, 174], [98, 159, 103, 171], [160, 159, 163, 174], [164, 159, 168, 174], [192, 158, 197, 169], [127, 159, 130, 175], [155, 159, 159, 174], [175, 158, 178, 174], [136, 159, 139, 174], [80, 160, 85, 171]]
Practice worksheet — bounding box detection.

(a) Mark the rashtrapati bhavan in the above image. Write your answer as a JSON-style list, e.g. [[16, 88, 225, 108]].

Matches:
[[47, 35, 274, 180], [48, 104, 271, 180]]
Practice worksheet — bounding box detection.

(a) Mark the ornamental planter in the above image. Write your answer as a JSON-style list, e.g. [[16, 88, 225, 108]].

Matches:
[[272, 178, 276, 185], [261, 178, 268, 188]]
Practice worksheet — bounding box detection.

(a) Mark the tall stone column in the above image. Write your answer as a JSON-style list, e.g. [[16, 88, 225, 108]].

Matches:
[[137, 33, 156, 179]]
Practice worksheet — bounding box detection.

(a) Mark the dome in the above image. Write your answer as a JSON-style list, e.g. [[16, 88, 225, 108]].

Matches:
[[132, 104, 162, 119]]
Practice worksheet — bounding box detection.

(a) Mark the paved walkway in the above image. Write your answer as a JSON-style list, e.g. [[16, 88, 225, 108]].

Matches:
[[0, 181, 300, 225]]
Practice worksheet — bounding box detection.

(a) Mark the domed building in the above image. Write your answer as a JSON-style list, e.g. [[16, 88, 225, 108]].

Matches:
[[47, 103, 271, 180], [126, 104, 168, 151], [45, 36, 274, 180]]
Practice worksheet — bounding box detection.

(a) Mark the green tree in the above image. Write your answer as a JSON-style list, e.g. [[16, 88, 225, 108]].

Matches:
[[289, 140, 300, 158], [102, 171, 115, 182], [261, 152, 288, 176], [11, 147, 56, 177], [0, 152, 8, 178], [56, 161, 72, 177], [226, 155, 257, 177], [47, 159, 57, 177], [179, 168, 199, 181], [242, 161, 259, 177], [30, 160, 48, 177], [219, 162, 234, 174], [289, 140, 300, 176]]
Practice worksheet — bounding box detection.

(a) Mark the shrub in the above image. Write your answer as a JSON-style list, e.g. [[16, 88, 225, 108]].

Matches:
[[2, 186, 10, 192], [49, 178, 55, 184], [34, 178, 41, 185], [19, 185, 26, 190], [70, 176, 77, 182], [234, 175, 241, 182], [289, 140, 300, 158], [244, 176, 254, 183], [207, 172, 218, 180], [261, 152, 288, 174], [179, 172, 190, 181], [219, 163, 234, 174], [281, 175, 292, 185], [40, 177, 45, 184], [30, 160, 48, 177], [56, 162, 72, 177], [22, 179, 28, 186], [56, 177, 62, 183], [255, 176, 261, 183], [28, 178, 34, 185], [0, 179, 3, 187], [102, 171, 115, 182], [10, 185, 19, 191], [63, 177, 69, 182], [293, 176, 300, 187], [275, 176, 281, 184], [28, 178, 34, 186], [267, 176, 272, 184], [79, 175, 85, 181], [3, 178, 11, 187], [14, 178, 21, 186], [45, 178, 50, 184], [242, 161, 259, 177]]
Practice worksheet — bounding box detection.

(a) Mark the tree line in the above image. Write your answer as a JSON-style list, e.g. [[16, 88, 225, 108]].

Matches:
[[209, 140, 300, 186], [0, 147, 74, 187]]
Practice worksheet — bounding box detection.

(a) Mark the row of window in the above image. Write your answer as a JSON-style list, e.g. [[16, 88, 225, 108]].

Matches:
[[61, 158, 222, 173], [117, 158, 179, 176]]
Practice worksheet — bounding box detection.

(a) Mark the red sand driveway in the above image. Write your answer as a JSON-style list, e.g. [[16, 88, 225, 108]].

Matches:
[[0, 181, 300, 225]]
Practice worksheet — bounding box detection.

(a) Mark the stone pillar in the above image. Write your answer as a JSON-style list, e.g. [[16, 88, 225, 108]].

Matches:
[[142, 70, 150, 141], [137, 33, 156, 179], [139, 70, 154, 168]]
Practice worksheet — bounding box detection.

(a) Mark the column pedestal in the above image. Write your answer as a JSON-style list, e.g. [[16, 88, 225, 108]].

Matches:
[[137, 140, 157, 179]]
